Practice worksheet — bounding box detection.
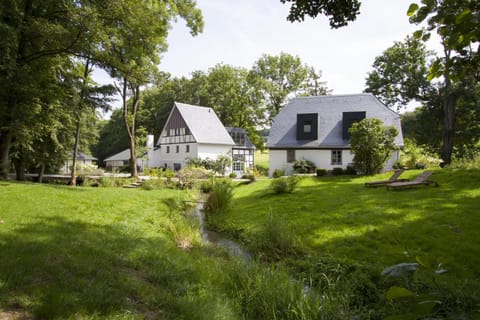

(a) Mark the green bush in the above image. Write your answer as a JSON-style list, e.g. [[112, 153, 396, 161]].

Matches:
[[199, 179, 214, 193], [241, 173, 256, 182], [316, 168, 327, 177], [270, 176, 299, 194], [292, 159, 316, 173], [332, 167, 344, 176], [272, 169, 284, 178], [229, 172, 237, 178]]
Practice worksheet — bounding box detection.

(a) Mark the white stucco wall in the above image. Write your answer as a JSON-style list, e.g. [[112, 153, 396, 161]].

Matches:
[[269, 149, 399, 177]]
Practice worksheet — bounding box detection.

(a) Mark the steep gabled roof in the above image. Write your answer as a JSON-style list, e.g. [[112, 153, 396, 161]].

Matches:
[[157, 102, 235, 146], [267, 93, 403, 148]]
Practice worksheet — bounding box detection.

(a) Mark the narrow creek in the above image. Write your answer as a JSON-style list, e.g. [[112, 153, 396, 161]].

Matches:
[[189, 199, 252, 262]]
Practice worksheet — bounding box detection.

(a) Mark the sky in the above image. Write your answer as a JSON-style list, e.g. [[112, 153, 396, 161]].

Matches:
[[96, 0, 439, 112]]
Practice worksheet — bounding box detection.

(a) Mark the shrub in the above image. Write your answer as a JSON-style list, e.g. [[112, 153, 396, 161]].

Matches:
[[143, 167, 164, 177], [332, 167, 344, 176], [229, 172, 237, 178], [316, 168, 327, 177], [199, 179, 214, 193], [292, 159, 316, 173], [206, 180, 234, 214], [254, 164, 268, 177], [241, 173, 256, 182], [270, 176, 299, 194], [272, 169, 284, 178]]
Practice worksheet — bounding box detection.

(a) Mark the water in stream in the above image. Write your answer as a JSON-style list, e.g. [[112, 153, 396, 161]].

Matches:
[[189, 200, 252, 262]]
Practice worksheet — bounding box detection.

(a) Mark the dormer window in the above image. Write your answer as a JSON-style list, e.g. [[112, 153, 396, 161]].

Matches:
[[296, 113, 318, 140], [342, 111, 366, 139]]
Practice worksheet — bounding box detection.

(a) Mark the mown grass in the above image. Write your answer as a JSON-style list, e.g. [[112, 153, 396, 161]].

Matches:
[[208, 169, 480, 318]]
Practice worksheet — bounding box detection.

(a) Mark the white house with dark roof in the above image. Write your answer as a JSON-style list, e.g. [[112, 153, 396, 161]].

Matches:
[[148, 102, 236, 171], [267, 94, 403, 177]]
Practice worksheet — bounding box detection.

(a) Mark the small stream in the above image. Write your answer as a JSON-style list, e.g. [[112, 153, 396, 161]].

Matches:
[[189, 200, 252, 262]]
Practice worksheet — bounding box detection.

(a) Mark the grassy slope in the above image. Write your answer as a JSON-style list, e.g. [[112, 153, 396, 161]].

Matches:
[[209, 169, 480, 313]]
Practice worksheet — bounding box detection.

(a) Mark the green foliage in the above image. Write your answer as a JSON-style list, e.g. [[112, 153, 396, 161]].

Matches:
[[364, 36, 433, 111], [177, 166, 213, 189], [254, 164, 268, 177], [349, 118, 399, 175], [206, 180, 234, 214], [186, 156, 231, 176], [344, 165, 357, 175], [448, 152, 480, 169], [270, 176, 299, 194], [249, 52, 329, 125], [292, 159, 316, 173], [272, 169, 285, 178], [398, 139, 440, 169]]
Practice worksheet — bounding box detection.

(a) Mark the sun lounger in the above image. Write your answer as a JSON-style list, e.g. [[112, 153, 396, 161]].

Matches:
[[386, 171, 438, 190], [365, 169, 408, 187]]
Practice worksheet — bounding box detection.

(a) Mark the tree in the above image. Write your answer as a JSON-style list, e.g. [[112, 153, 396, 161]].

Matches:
[[249, 52, 329, 126], [349, 118, 399, 175], [0, 0, 203, 179], [408, 0, 480, 164], [365, 36, 434, 111], [280, 0, 361, 28]]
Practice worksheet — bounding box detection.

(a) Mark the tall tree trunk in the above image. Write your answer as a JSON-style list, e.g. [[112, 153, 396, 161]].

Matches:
[[441, 93, 456, 165], [440, 47, 456, 165], [13, 158, 25, 181], [38, 162, 45, 183], [0, 0, 33, 180], [70, 60, 91, 186], [121, 79, 140, 178], [70, 120, 81, 185], [0, 131, 11, 179]]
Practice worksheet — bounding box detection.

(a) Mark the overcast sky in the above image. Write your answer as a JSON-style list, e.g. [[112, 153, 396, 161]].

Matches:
[[159, 0, 431, 94], [97, 0, 440, 112]]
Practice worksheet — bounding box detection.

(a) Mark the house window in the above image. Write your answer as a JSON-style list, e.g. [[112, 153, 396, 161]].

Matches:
[[233, 161, 243, 171], [296, 113, 318, 140], [287, 149, 295, 163], [166, 146, 170, 153], [331, 150, 342, 165], [176, 145, 179, 153], [185, 145, 190, 153]]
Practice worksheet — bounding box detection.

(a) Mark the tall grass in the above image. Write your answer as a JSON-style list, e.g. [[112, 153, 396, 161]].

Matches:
[[206, 180, 234, 214]]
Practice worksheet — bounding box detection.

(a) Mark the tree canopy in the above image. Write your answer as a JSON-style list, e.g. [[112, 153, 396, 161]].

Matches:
[[0, 0, 203, 179]]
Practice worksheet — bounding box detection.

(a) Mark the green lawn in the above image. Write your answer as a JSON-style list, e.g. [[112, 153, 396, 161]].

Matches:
[[1, 169, 479, 319], [254, 150, 269, 168], [208, 169, 480, 317]]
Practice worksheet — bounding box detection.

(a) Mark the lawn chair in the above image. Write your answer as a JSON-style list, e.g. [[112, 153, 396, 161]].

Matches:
[[386, 171, 439, 190], [364, 169, 408, 187]]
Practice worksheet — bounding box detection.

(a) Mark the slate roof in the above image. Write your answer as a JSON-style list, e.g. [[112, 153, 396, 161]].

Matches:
[[225, 127, 256, 150], [104, 149, 131, 162], [158, 102, 235, 145], [267, 94, 404, 149]]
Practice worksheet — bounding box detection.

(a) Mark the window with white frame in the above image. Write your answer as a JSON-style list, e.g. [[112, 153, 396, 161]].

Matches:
[[331, 150, 342, 165]]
